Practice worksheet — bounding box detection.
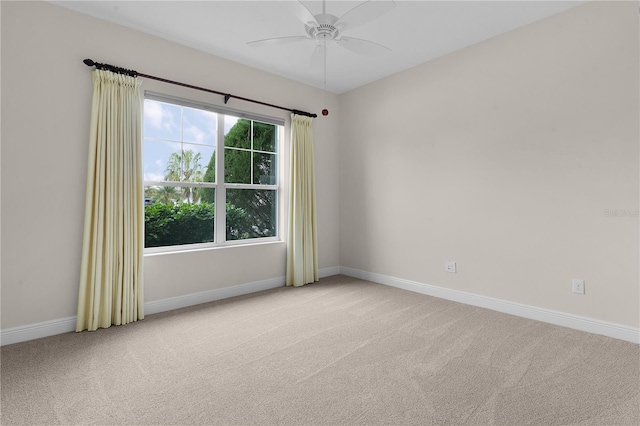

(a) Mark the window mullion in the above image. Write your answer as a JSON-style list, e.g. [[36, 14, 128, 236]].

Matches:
[[250, 120, 254, 186], [215, 114, 226, 244], [180, 107, 185, 182]]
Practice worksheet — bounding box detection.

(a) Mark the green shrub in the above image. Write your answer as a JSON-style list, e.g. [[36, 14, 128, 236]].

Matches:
[[144, 203, 215, 248], [144, 202, 264, 248]]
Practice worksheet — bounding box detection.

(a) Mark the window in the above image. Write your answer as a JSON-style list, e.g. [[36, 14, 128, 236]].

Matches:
[[143, 95, 282, 251]]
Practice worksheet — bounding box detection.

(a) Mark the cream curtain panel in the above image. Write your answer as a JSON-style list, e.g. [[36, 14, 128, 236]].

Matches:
[[76, 70, 144, 332], [286, 114, 318, 287]]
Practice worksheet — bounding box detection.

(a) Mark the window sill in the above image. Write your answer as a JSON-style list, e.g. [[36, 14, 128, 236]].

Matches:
[[143, 239, 284, 257]]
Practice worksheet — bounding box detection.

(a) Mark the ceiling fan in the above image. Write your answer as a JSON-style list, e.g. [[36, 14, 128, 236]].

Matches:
[[247, 0, 396, 65]]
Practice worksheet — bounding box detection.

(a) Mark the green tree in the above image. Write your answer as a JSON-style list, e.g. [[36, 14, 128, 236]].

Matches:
[[201, 152, 216, 204], [164, 149, 204, 203]]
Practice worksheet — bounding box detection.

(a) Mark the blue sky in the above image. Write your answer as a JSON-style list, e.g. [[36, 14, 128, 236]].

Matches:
[[143, 99, 239, 182]]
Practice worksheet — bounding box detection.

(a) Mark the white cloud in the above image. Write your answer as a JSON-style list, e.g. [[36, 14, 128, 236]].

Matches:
[[144, 100, 164, 128], [144, 100, 175, 133], [144, 172, 165, 182], [184, 124, 205, 144]]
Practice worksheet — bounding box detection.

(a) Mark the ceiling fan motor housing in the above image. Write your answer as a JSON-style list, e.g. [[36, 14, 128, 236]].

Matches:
[[306, 14, 341, 40]]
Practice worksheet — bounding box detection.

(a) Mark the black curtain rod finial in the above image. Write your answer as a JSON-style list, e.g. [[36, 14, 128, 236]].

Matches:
[[83, 58, 138, 77]]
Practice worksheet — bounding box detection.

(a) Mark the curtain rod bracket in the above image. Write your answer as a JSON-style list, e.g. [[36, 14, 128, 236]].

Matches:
[[224, 94, 231, 104]]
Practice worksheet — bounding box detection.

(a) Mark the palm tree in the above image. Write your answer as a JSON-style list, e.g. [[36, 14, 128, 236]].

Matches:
[[182, 150, 204, 183], [164, 149, 204, 203], [148, 186, 181, 204], [164, 152, 182, 182]]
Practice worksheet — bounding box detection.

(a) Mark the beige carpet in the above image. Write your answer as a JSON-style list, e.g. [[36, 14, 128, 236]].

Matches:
[[1, 275, 638, 425]]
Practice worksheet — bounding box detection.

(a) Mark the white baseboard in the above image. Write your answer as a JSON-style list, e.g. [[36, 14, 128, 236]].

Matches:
[[339, 266, 640, 344], [0, 266, 342, 346], [10, 266, 634, 346], [0, 317, 78, 347], [319, 266, 341, 278], [144, 276, 286, 315], [1, 277, 286, 346]]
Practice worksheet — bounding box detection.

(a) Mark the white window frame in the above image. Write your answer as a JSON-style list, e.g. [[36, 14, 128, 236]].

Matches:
[[143, 92, 283, 254]]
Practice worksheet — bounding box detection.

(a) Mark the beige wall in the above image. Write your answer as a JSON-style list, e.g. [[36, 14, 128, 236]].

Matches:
[[339, 1, 639, 327], [1, 1, 637, 333], [0, 1, 340, 329]]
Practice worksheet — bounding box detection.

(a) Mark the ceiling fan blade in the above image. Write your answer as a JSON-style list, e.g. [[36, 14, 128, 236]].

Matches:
[[247, 35, 308, 47], [337, 36, 391, 56], [335, 0, 395, 31], [292, 1, 319, 26]]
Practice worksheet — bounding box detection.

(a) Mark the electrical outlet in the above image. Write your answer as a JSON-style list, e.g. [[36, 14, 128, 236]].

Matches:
[[445, 261, 457, 273], [572, 279, 585, 295]]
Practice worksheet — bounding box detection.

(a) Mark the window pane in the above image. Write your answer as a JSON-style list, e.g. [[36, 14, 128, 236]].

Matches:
[[253, 121, 277, 153], [144, 186, 215, 248], [144, 100, 182, 141], [144, 185, 209, 207], [144, 139, 182, 182], [224, 116, 239, 135], [181, 144, 214, 184], [203, 150, 215, 185], [226, 189, 276, 241], [182, 107, 217, 145], [225, 149, 251, 184], [158, 145, 212, 186], [253, 153, 276, 185], [145, 185, 182, 205], [224, 118, 251, 149]]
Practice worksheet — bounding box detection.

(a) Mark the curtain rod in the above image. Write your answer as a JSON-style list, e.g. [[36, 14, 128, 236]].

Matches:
[[83, 59, 317, 118]]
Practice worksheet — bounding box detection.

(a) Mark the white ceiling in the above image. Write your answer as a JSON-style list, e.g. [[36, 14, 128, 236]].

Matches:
[[52, 1, 584, 94]]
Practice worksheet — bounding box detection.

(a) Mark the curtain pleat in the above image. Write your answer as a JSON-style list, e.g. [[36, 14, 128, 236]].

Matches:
[[286, 115, 318, 287], [76, 70, 144, 332]]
